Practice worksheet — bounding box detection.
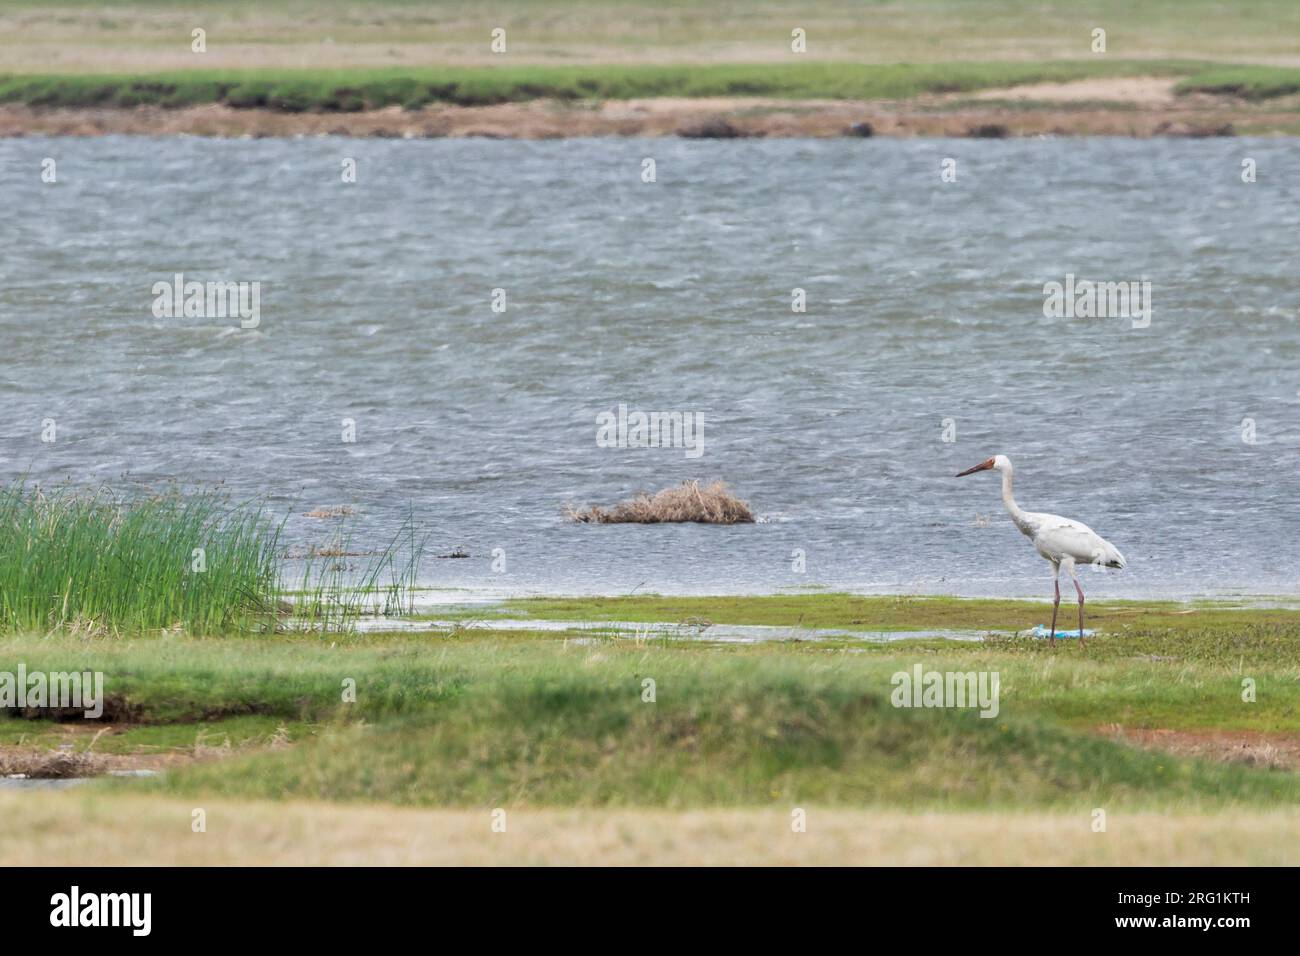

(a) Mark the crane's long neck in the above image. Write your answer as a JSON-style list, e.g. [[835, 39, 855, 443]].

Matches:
[[999, 464, 1031, 531]]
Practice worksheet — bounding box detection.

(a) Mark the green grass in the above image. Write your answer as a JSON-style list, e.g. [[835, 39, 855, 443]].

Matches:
[[0, 482, 282, 634], [0, 481, 423, 635], [98, 638, 1300, 808], [6, 60, 1294, 111], [504, 592, 1300, 644], [3, 616, 1297, 809]]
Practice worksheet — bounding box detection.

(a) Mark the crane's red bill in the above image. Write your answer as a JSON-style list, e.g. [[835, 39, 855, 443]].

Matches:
[[956, 459, 995, 477]]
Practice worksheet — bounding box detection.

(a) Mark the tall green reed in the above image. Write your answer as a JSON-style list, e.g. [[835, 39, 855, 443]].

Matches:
[[0, 482, 425, 634], [288, 506, 427, 631], [0, 482, 281, 633]]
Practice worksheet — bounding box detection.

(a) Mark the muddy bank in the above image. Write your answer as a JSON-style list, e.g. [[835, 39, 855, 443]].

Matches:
[[1, 92, 1293, 138], [1101, 726, 1300, 771]]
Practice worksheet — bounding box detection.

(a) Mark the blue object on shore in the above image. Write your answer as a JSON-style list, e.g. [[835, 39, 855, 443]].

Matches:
[[1027, 625, 1095, 640]]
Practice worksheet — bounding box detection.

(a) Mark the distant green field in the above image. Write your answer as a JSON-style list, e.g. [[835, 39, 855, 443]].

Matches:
[[3, 61, 1300, 110], [4, 1, 1298, 110], [2, 1, 1299, 72], [1176, 65, 1300, 100]]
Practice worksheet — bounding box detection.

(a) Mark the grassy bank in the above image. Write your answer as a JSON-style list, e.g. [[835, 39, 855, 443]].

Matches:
[[4, 604, 1298, 809], [4, 61, 1299, 112], [5, 593, 1298, 863]]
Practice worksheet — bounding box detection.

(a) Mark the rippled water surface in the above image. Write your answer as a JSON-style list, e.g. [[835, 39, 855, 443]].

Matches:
[[3, 136, 1298, 598]]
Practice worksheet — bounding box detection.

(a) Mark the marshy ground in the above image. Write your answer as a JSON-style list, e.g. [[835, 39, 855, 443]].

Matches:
[[3, 593, 1298, 864], [4, 0, 1300, 865]]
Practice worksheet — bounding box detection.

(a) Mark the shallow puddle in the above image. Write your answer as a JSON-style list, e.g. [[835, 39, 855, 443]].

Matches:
[[350, 613, 997, 644], [0, 777, 89, 790], [1, 769, 160, 791]]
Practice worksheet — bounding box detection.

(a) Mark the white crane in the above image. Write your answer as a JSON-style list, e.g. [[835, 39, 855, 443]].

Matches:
[[956, 455, 1125, 647]]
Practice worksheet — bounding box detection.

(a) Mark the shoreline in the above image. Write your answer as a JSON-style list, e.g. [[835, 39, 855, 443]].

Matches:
[[4, 63, 1297, 139], [2, 94, 1293, 139], [372, 587, 1300, 608]]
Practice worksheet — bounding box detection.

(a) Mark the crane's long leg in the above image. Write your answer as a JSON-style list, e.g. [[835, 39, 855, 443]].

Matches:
[[1067, 560, 1086, 647], [1048, 562, 1060, 649]]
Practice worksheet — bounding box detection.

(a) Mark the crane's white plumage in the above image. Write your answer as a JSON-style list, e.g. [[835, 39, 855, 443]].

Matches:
[[957, 454, 1125, 646], [1024, 512, 1125, 569]]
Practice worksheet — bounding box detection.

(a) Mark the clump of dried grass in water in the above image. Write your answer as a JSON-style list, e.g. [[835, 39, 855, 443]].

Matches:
[[303, 506, 356, 519], [566, 481, 755, 525]]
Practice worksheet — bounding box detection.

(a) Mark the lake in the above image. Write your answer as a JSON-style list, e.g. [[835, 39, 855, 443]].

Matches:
[[2, 135, 1298, 599]]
